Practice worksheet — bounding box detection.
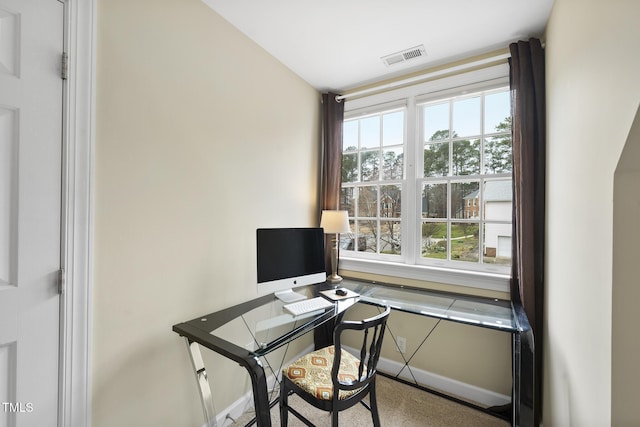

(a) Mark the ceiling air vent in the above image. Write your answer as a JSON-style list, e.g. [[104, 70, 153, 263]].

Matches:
[[381, 45, 427, 67]]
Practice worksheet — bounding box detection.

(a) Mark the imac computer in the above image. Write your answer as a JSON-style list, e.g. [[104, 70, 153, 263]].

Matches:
[[256, 227, 327, 302]]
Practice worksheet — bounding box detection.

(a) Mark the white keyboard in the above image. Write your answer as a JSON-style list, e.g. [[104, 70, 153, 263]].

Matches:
[[283, 297, 335, 316]]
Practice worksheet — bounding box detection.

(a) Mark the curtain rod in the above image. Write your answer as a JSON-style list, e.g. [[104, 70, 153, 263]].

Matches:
[[336, 51, 511, 102]]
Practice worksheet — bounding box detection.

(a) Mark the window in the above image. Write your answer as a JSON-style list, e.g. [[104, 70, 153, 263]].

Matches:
[[339, 70, 512, 288], [341, 108, 405, 257]]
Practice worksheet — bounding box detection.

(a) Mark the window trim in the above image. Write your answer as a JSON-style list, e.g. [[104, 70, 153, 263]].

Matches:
[[341, 64, 511, 291], [339, 257, 510, 292]]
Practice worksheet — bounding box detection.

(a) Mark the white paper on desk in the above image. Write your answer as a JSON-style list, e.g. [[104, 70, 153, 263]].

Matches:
[[320, 288, 359, 301]]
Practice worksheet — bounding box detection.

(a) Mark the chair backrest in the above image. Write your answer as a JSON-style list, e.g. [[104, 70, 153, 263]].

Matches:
[[332, 305, 391, 394]]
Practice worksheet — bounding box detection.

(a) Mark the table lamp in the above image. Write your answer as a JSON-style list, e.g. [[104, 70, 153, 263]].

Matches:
[[320, 210, 350, 284]]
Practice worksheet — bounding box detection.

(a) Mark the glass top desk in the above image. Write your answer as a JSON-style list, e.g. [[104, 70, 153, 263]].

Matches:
[[172, 277, 533, 427]]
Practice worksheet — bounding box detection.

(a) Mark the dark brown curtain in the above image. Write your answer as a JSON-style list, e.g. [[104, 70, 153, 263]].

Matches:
[[509, 38, 545, 426], [320, 92, 344, 276], [315, 93, 344, 349]]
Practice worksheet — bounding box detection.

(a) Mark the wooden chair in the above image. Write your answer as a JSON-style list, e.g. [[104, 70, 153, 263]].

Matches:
[[280, 304, 391, 426]]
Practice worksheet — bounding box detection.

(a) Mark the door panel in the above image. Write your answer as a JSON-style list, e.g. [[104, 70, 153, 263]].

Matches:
[[0, 0, 64, 425]]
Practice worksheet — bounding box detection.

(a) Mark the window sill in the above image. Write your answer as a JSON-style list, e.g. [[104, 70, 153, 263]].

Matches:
[[338, 257, 510, 293]]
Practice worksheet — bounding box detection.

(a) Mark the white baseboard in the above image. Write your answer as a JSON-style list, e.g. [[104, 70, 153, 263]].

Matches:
[[373, 353, 511, 408], [210, 344, 510, 427]]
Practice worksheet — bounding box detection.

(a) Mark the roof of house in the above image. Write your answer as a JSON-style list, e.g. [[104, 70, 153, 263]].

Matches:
[[484, 180, 512, 202], [462, 180, 512, 202]]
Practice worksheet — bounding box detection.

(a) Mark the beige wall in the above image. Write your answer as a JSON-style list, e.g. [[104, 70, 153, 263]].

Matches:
[[93, 0, 320, 425], [545, 0, 640, 425]]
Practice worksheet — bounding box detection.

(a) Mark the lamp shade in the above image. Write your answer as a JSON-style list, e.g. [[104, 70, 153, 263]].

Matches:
[[320, 210, 350, 234]]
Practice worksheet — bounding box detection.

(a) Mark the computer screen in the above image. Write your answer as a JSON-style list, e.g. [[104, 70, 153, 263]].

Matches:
[[256, 228, 326, 297]]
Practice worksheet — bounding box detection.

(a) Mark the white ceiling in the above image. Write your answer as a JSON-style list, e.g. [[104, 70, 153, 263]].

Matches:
[[202, 0, 554, 92]]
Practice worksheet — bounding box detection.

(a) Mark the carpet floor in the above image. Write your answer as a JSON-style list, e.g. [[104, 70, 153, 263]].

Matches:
[[228, 375, 510, 427]]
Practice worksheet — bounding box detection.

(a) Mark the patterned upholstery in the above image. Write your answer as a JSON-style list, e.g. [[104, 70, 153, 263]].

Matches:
[[283, 345, 363, 400]]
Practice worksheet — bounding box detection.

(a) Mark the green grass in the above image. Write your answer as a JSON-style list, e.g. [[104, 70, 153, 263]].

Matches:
[[422, 228, 479, 261]]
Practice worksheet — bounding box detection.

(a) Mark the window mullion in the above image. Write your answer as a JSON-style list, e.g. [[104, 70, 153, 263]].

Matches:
[[447, 99, 453, 263], [479, 177, 485, 264], [405, 98, 417, 265], [377, 113, 383, 255]]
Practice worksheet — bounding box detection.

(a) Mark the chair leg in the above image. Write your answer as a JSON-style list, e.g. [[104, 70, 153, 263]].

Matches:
[[331, 409, 339, 427], [279, 380, 288, 427], [369, 384, 381, 427]]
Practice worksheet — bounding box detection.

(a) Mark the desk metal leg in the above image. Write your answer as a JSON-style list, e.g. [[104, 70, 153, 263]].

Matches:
[[185, 338, 217, 427], [245, 356, 272, 427]]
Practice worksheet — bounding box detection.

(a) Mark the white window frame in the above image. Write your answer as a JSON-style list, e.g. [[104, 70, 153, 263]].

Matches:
[[341, 101, 407, 263], [340, 64, 511, 292]]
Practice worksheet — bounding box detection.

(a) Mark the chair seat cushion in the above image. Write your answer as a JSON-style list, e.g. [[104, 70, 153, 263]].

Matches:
[[283, 345, 363, 401]]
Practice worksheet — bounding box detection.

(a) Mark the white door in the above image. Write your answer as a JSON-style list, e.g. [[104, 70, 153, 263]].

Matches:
[[0, 0, 64, 426]]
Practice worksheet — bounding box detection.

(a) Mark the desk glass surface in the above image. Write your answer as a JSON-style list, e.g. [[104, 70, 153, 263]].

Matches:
[[184, 286, 356, 358], [340, 279, 518, 332]]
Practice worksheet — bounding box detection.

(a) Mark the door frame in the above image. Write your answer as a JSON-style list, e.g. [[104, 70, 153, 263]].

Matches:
[[59, 0, 95, 426]]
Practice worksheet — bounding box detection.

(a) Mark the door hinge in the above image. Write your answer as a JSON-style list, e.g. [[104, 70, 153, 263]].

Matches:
[[61, 52, 68, 80], [58, 268, 65, 295]]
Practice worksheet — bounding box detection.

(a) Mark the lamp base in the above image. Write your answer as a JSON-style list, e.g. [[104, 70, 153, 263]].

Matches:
[[327, 237, 343, 285], [327, 274, 343, 285]]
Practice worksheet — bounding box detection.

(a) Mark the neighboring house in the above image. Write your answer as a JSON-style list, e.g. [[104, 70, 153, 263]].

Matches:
[[464, 180, 512, 258], [463, 190, 480, 219]]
